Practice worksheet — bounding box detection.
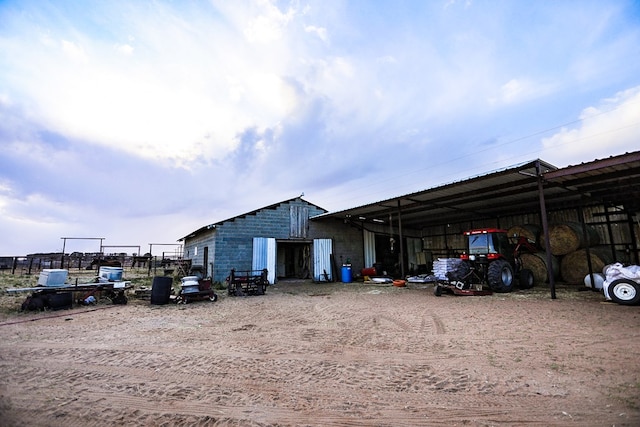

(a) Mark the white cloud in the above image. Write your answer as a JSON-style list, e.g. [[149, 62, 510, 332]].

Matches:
[[541, 86, 640, 166], [304, 25, 327, 42], [114, 43, 134, 55], [488, 78, 554, 106]]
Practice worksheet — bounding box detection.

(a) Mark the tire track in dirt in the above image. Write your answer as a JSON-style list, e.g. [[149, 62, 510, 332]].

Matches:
[[1, 341, 574, 426], [3, 285, 638, 426]]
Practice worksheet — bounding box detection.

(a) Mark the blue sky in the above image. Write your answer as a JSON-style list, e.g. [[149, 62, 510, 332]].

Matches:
[[1, 0, 639, 255]]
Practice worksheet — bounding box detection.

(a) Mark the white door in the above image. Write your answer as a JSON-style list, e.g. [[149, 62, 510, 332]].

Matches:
[[252, 237, 277, 284], [406, 237, 422, 272], [313, 238, 332, 281], [363, 229, 376, 269]]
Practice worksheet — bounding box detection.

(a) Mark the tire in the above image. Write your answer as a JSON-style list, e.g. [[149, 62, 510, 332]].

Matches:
[[487, 260, 514, 293], [607, 279, 640, 305], [519, 268, 534, 289], [448, 260, 470, 282], [151, 276, 173, 305], [209, 293, 218, 302], [434, 284, 442, 296]]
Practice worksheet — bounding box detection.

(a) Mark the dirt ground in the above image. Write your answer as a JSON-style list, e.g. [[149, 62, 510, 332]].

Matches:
[[1, 276, 639, 426]]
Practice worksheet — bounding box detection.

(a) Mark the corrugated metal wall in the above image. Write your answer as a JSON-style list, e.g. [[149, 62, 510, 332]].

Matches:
[[313, 238, 333, 281]]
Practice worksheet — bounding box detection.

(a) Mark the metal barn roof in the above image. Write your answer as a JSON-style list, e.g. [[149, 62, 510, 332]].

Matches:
[[313, 151, 640, 230]]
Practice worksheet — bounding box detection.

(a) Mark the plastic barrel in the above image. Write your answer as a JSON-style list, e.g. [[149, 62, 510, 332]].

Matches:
[[151, 276, 173, 305], [48, 292, 73, 310], [341, 265, 353, 283]]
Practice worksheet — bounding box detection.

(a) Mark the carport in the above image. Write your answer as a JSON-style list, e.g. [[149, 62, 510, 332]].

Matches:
[[315, 151, 640, 298]]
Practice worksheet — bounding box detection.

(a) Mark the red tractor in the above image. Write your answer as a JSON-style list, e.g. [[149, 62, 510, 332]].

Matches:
[[434, 228, 536, 296]]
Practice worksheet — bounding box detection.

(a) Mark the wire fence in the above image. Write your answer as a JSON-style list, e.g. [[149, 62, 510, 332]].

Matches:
[[0, 253, 191, 277]]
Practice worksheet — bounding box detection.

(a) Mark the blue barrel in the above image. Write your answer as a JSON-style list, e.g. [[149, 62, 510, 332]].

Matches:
[[341, 265, 352, 283]]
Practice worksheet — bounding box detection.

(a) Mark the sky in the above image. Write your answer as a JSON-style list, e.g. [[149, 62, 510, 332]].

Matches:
[[1, 0, 639, 256]]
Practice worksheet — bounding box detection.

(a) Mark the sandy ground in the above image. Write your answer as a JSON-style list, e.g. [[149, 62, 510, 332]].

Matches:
[[1, 279, 639, 426]]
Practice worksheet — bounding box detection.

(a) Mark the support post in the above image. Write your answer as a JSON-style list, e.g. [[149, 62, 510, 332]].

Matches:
[[536, 160, 556, 299], [397, 199, 405, 278]]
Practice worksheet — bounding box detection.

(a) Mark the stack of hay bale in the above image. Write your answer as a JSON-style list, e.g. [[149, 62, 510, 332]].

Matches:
[[509, 222, 615, 285]]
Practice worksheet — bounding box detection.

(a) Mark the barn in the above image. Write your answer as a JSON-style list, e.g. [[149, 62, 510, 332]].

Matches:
[[179, 197, 365, 284], [181, 151, 640, 295]]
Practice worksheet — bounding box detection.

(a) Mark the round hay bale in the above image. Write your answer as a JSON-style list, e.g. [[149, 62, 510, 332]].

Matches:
[[560, 247, 614, 284], [507, 224, 540, 245], [520, 252, 559, 284], [539, 222, 600, 256]]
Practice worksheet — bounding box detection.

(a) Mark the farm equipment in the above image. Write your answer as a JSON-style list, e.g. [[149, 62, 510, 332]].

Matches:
[[227, 269, 269, 296], [434, 228, 536, 296], [175, 276, 218, 304], [603, 263, 640, 305]]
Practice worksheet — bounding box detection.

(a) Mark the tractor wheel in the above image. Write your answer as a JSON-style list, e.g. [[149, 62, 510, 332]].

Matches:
[[434, 284, 442, 296], [487, 260, 514, 293], [448, 260, 470, 282], [519, 268, 535, 289], [607, 279, 640, 305], [209, 293, 218, 302]]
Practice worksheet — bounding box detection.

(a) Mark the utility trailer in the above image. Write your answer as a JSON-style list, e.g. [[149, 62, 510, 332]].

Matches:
[[227, 269, 268, 296], [175, 276, 218, 304]]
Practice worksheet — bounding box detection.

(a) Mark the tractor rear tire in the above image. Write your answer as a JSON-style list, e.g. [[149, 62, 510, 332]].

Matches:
[[607, 279, 640, 305], [488, 260, 514, 293], [448, 260, 470, 282], [519, 268, 535, 289]]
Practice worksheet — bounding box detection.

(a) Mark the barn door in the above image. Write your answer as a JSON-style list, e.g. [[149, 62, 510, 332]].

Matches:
[[313, 238, 332, 282], [252, 237, 276, 284], [406, 237, 422, 272], [363, 229, 376, 269]]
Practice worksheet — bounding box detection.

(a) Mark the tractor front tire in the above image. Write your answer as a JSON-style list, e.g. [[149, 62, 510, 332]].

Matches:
[[488, 260, 514, 293], [519, 268, 535, 289]]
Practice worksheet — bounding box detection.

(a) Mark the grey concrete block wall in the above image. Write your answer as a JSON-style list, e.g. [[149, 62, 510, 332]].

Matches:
[[184, 199, 328, 283], [309, 219, 365, 278]]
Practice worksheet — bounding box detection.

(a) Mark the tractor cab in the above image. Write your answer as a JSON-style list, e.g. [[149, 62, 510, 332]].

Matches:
[[461, 229, 514, 266]]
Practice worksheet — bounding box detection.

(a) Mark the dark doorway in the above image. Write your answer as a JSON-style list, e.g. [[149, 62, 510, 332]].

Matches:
[[203, 246, 209, 277], [277, 241, 311, 279]]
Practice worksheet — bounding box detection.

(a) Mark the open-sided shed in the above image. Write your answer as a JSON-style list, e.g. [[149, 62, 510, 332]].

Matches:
[[314, 151, 640, 297]]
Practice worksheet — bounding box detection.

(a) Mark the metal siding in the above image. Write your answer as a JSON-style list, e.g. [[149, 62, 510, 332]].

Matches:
[[313, 238, 333, 281], [252, 237, 277, 284], [407, 237, 422, 270], [364, 230, 376, 268]]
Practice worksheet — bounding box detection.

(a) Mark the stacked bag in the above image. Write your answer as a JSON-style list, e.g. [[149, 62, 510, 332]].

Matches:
[[432, 258, 464, 281]]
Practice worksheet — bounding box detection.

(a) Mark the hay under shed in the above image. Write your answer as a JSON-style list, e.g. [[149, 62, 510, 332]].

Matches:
[[520, 252, 559, 284], [540, 222, 600, 256], [507, 224, 540, 245], [559, 247, 613, 284]]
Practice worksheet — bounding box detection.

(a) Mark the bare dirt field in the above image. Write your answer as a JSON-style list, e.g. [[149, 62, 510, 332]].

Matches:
[[1, 276, 639, 426]]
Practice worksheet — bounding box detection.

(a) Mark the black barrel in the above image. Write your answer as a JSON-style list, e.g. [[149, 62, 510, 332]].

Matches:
[[150, 276, 173, 305], [48, 292, 73, 310]]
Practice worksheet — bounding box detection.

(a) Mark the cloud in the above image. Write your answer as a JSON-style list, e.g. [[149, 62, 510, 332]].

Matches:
[[488, 78, 555, 106], [1, 0, 640, 254], [541, 86, 640, 167]]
